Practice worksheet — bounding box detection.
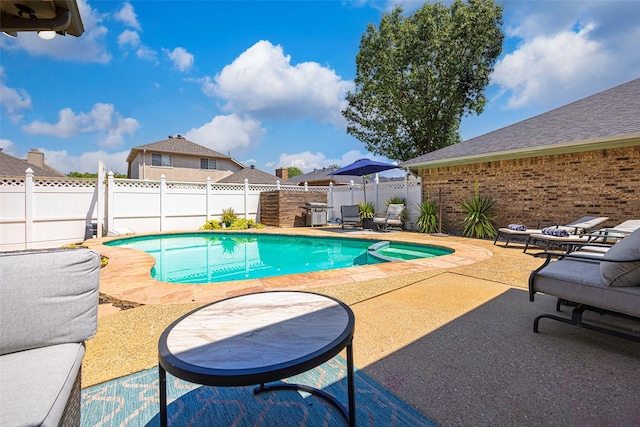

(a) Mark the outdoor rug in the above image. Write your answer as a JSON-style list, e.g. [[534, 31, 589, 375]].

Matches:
[[81, 356, 439, 426]]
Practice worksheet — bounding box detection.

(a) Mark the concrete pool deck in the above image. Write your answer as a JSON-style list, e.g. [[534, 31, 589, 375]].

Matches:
[[82, 227, 640, 426]]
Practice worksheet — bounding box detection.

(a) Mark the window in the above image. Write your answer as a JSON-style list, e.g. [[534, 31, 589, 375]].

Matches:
[[200, 158, 217, 170], [152, 154, 172, 167]]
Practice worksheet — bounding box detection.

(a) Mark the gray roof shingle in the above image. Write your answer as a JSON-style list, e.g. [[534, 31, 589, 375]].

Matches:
[[401, 77, 640, 167], [127, 135, 239, 164], [0, 150, 66, 177], [217, 167, 281, 184]]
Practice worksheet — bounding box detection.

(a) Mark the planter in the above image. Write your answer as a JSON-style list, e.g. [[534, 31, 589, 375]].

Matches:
[[362, 218, 374, 230]]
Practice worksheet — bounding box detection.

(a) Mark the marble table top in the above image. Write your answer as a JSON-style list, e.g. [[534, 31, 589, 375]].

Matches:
[[163, 291, 353, 372]]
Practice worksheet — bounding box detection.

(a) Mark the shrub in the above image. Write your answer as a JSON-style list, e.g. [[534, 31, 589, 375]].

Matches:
[[358, 201, 375, 218], [415, 199, 440, 233], [228, 218, 265, 230], [458, 185, 497, 238], [200, 220, 222, 230]]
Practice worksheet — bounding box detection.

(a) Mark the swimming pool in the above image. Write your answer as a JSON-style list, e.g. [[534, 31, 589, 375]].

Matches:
[[105, 233, 454, 284]]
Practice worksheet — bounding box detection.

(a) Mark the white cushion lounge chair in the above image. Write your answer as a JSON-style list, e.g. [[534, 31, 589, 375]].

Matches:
[[373, 204, 405, 232], [494, 216, 604, 248], [523, 216, 609, 253]]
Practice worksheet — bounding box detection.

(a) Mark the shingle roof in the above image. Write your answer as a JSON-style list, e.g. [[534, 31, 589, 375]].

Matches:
[[0, 150, 66, 177], [285, 167, 374, 185], [126, 135, 242, 167], [401, 77, 640, 168], [217, 166, 281, 184]]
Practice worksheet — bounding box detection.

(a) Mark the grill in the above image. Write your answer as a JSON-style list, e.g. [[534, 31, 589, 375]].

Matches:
[[300, 202, 332, 227]]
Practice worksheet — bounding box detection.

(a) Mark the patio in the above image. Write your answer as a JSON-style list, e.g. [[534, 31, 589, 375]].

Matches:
[[83, 228, 640, 426]]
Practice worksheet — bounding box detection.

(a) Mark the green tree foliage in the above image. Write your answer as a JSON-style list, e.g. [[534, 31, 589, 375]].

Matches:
[[343, 0, 504, 161], [287, 166, 303, 178], [67, 171, 127, 178]]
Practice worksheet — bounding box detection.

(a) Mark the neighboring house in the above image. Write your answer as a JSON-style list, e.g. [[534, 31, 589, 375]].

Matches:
[[284, 166, 383, 186], [0, 149, 66, 178], [126, 135, 244, 182], [401, 77, 640, 232], [217, 165, 281, 184]]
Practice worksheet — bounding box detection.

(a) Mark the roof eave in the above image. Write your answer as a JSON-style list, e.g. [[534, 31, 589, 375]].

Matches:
[[401, 133, 640, 170]]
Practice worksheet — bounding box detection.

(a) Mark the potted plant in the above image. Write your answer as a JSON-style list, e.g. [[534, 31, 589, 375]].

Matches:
[[358, 201, 375, 229], [458, 183, 497, 239], [415, 199, 440, 234], [221, 207, 237, 228]]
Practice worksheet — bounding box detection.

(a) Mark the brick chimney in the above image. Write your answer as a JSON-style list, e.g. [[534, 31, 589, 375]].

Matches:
[[275, 167, 288, 181], [27, 149, 45, 168]]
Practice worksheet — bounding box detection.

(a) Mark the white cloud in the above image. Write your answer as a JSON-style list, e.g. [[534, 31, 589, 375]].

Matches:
[[21, 103, 139, 148], [0, 0, 111, 63], [114, 2, 141, 31], [0, 67, 32, 122], [165, 47, 194, 72], [184, 114, 266, 156], [0, 139, 18, 155], [492, 23, 607, 108], [117, 29, 140, 48], [39, 148, 130, 175], [206, 40, 353, 125], [117, 30, 157, 62], [277, 149, 382, 173]]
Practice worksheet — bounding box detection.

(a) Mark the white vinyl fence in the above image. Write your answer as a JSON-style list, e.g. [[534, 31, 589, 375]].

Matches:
[[0, 162, 421, 251]]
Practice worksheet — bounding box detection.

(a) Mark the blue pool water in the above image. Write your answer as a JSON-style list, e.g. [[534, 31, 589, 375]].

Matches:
[[105, 233, 454, 284]]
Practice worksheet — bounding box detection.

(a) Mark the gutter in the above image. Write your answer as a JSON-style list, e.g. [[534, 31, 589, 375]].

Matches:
[[400, 133, 640, 170]]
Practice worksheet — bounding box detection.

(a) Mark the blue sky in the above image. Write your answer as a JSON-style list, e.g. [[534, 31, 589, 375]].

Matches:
[[1, 0, 639, 176]]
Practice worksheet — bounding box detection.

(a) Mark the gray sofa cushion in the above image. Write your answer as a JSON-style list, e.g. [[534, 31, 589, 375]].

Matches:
[[533, 258, 640, 318], [0, 343, 85, 427], [0, 248, 101, 355], [600, 228, 640, 287]]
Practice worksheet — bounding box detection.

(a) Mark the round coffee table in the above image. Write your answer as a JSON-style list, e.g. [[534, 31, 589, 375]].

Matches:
[[158, 291, 355, 426]]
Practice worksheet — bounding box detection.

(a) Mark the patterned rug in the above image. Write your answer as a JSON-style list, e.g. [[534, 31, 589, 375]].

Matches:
[[81, 356, 438, 426]]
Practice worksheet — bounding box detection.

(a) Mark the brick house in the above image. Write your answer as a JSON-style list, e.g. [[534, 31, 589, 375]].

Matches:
[[126, 135, 244, 182], [401, 78, 640, 233]]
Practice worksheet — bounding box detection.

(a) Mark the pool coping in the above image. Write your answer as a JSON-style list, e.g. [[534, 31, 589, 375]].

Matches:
[[85, 227, 493, 306]]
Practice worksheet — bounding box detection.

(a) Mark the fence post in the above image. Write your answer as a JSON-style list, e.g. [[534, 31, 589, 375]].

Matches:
[[244, 178, 249, 219], [349, 180, 354, 205], [304, 182, 309, 192], [160, 175, 166, 231], [107, 171, 114, 233], [206, 177, 211, 220], [328, 182, 334, 220], [97, 161, 105, 237], [276, 180, 281, 190], [24, 168, 34, 249]]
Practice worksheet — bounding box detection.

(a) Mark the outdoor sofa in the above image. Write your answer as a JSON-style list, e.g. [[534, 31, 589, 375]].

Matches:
[[528, 227, 640, 342], [0, 247, 101, 426]]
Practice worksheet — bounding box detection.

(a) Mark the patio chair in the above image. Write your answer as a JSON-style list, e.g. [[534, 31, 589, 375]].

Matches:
[[523, 216, 609, 253], [339, 205, 361, 230], [373, 204, 405, 232], [494, 216, 600, 247]]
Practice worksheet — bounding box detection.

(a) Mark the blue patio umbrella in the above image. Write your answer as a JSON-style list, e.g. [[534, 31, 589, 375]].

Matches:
[[328, 158, 398, 202]]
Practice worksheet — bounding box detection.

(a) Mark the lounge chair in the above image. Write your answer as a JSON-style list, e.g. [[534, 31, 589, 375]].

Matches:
[[339, 205, 361, 230], [523, 216, 609, 253], [373, 204, 405, 232], [495, 216, 602, 248], [566, 219, 640, 257], [528, 228, 640, 342]]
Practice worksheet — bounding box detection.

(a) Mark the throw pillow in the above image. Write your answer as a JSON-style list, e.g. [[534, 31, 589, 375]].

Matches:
[[600, 228, 640, 287]]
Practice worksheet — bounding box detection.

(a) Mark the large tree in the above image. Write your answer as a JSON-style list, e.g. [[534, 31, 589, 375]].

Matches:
[[343, 0, 504, 161]]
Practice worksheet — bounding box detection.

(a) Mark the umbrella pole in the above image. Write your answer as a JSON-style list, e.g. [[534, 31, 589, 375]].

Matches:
[[362, 176, 366, 203]]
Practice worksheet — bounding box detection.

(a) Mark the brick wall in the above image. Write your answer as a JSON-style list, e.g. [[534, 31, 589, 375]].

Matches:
[[419, 145, 640, 234], [259, 191, 327, 227]]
